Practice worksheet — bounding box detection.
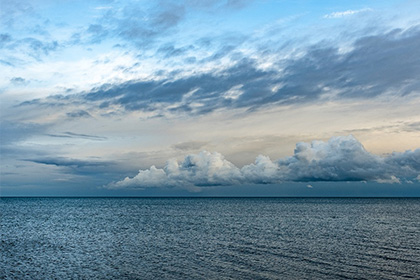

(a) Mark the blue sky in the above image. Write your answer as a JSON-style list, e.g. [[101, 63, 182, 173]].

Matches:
[[1, 0, 420, 196]]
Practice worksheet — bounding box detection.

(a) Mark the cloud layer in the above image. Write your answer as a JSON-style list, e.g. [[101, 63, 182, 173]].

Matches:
[[107, 136, 420, 190], [18, 26, 419, 118]]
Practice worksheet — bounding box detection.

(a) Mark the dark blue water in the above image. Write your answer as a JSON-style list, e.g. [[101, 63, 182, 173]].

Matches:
[[1, 198, 419, 279]]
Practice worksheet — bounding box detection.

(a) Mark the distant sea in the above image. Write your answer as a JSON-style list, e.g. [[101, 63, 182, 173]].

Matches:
[[1, 197, 419, 279]]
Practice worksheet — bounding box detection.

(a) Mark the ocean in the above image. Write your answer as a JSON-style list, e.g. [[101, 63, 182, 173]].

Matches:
[[1, 197, 419, 279]]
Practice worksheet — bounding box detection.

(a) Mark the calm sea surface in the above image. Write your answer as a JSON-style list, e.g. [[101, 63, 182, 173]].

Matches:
[[1, 197, 419, 279]]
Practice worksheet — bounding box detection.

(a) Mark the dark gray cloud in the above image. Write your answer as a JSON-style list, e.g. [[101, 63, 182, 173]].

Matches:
[[385, 149, 420, 176], [25, 157, 111, 168], [297, 27, 420, 99], [22, 156, 124, 179], [72, 27, 418, 115], [15, 26, 420, 118], [21, 156, 136, 185], [46, 132, 107, 141], [79, 57, 277, 114], [107, 136, 420, 190], [66, 110, 92, 118]]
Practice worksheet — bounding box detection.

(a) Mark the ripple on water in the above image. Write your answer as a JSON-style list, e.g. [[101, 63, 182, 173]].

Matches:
[[1, 197, 420, 279]]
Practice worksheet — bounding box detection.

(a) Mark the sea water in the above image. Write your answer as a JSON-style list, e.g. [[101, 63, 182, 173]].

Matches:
[[1, 197, 419, 279]]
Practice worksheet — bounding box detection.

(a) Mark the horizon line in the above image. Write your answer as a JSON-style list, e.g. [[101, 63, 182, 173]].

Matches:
[[1, 196, 420, 199]]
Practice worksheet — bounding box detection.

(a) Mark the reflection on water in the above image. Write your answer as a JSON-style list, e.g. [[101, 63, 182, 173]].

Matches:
[[1, 198, 420, 279]]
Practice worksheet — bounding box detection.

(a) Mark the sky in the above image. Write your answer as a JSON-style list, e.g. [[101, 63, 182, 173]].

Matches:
[[1, 0, 420, 196]]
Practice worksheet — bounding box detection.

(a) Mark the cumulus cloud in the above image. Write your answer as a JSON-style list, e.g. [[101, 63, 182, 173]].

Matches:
[[106, 136, 420, 190], [108, 151, 242, 189]]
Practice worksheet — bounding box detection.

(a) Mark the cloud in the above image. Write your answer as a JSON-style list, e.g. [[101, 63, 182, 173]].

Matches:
[[46, 132, 107, 141], [10, 77, 29, 86], [0, 121, 45, 146], [72, 1, 187, 47], [13, 25, 420, 118], [107, 151, 242, 189], [0, 59, 14, 66], [0, 33, 12, 47], [66, 110, 92, 118], [376, 176, 401, 184], [0, 1, 36, 28], [20, 38, 59, 56], [156, 43, 194, 58], [106, 135, 420, 190], [49, 26, 414, 116], [25, 157, 110, 168], [64, 0, 254, 50], [323, 8, 372, 19], [403, 121, 420, 132], [172, 141, 208, 151], [23, 156, 122, 178], [2, 36, 60, 61]]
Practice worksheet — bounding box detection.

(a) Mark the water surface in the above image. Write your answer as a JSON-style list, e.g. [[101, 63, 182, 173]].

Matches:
[[1, 198, 419, 279]]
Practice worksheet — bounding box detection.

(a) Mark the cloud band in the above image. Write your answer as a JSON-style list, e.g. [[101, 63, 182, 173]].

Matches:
[[106, 135, 420, 190]]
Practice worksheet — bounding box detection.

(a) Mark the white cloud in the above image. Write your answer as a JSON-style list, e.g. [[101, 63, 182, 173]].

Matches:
[[107, 151, 242, 189], [106, 135, 420, 190], [376, 175, 401, 184], [323, 8, 372, 19], [276, 136, 385, 182], [241, 155, 286, 184]]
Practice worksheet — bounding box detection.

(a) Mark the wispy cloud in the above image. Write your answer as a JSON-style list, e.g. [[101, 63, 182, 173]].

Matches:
[[46, 132, 107, 141], [25, 157, 111, 168], [323, 8, 372, 19]]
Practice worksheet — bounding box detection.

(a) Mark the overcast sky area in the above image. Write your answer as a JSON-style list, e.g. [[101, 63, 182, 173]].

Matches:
[[1, 0, 420, 196]]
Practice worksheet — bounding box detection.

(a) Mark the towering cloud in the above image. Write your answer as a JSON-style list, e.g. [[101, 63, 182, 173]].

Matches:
[[107, 136, 420, 190]]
